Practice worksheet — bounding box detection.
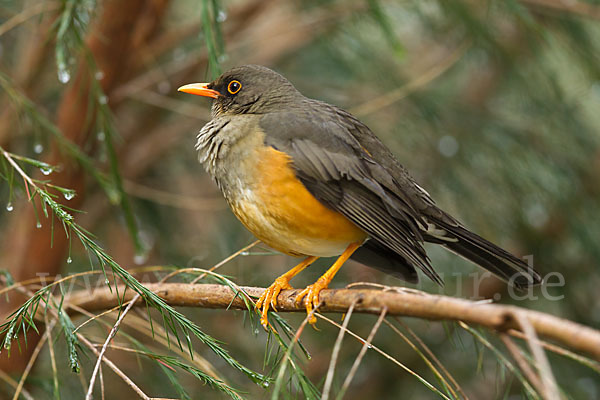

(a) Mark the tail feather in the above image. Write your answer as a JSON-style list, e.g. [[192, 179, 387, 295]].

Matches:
[[430, 220, 541, 289]]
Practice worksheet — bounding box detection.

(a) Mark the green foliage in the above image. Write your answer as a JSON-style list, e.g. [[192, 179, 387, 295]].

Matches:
[[0, 2, 265, 394], [56, 300, 81, 374], [53, 0, 96, 84], [1, 0, 600, 398], [201, 0, 225, 79]]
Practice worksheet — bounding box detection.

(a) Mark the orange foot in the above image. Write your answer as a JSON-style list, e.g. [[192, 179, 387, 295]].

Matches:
[[295, 277, 330, 325], [255, 276, 293, 329], [255, 256, 318, 329]]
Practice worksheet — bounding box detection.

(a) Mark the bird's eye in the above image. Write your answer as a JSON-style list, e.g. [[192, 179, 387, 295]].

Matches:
[[227, 80, 242, 95]]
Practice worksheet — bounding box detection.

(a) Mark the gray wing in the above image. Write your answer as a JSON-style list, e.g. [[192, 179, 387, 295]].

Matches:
[[259, 103, 443, 284], [262, 101, 541, 289]]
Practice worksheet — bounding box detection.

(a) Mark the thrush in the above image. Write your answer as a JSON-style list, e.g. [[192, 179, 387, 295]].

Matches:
[[179, 65, 541, 328]]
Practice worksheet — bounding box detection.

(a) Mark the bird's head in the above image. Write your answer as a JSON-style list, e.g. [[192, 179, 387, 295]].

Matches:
[[178, 65, 303, 117]]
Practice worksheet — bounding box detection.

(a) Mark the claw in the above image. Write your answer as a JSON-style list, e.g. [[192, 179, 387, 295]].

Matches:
[[295, 277, 329, 325], [294, 243, 362, 325], [254, 256, 318, 329], [256, 276, 293, 329]]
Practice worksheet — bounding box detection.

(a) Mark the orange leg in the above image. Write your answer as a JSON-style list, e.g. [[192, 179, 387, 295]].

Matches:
[[256, 256, 318, 329], [296, 242, 361, 324]]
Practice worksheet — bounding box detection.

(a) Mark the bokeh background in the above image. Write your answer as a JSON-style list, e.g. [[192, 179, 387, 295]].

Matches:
[[1, 0, 599, 398]]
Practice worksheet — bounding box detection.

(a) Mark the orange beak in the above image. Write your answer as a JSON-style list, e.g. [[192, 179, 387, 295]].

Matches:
[[177, 83, 220, 98]]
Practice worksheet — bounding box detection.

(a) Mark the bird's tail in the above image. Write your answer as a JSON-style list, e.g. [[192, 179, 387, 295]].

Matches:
[[428, 219, 542, 289]]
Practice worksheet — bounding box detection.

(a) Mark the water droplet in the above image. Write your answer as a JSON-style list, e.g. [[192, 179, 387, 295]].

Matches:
[[260, 381, 270, 388], [134, 253, 148, 265], [40, 166, 52, 175], [66, 257, 72, 264], [6, 202, 13, 212], [366, 343, 373, 349], [95, 70, 105, 80], [34, 143, 43, 154], [58, 68, 71, 84], [241, 251, 249, 256], [217, 10, 227, 22], [105, 278, 110, 285], [253, 328, 260, 335], [36, 222, 42, 229], [4, 327, 14, 349], [98, 95, 108, 105], [64, 191, 75, 200], [97, 131, 105, 141], [218, 54, 229, 63]]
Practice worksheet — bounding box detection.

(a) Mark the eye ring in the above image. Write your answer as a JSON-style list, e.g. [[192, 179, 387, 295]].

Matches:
[[227, 80, 242, 95]]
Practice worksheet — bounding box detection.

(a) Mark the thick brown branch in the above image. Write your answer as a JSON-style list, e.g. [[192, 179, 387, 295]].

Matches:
[[67, 283, 600, 361]]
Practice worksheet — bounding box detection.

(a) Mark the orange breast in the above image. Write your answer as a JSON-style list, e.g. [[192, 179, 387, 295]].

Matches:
[[231, 146, 367, 257]]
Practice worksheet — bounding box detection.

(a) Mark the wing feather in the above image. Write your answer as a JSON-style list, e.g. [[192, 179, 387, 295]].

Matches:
[[260, 107, 440, 283], [259, 100, 540, 288]]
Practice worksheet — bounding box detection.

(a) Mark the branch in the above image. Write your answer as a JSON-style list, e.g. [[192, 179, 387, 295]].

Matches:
[[66, 283, 600, 361], [520, 0, 600, 20]]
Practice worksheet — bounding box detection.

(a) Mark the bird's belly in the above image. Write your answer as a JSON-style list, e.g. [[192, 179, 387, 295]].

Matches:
[[229, 147, 367, 257]]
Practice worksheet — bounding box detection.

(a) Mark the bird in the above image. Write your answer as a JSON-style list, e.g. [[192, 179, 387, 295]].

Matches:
[[178, 64, 542, 328]]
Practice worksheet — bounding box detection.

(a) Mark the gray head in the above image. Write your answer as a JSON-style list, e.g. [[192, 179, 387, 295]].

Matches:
[[178, 65, 304, 117]]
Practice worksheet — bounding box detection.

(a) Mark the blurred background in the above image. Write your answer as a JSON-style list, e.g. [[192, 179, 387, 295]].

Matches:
[[1, 0, 599, 398]]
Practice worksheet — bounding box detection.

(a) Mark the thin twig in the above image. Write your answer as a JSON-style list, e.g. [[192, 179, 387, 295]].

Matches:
[[317, 313, 450, 400], [272, 308, 319, 399], [85, 296, 140, 400], [191, 240, 260, 283], [12, 321, 55, 400], [383, 319, 460, 400], [520, 0, 600, 20], [67, 302, 225, 383], [0, 147, 36, 187], [514, 313, 560, 400], [459, 321, 539, 398], [0, 267, 167, 298], [158, 241, 260, 285], [0, 368, 34, 400], [322, 299, 358, 400], [99, 363, 105, 400], [349, 41, 470, 117], [77, 334, 150, 400], [507, 329, 600, 373], [73, 303, 126, 334], [77, 362, 89, 398], [129, 89, 210, 120], [44, 311, 60, 400], [123, 179, 225, 211], [0, 270, 104, 298], [500, 334, 543, 392], [337, 308, 387, 399], [393, 318, 467, 399], [128, 310, 223, 381], [0, 1, 60, 37]]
